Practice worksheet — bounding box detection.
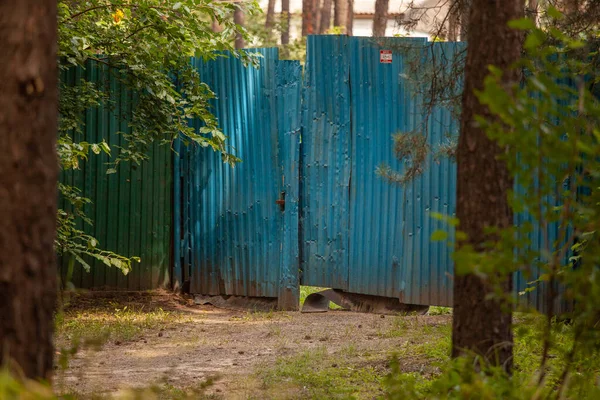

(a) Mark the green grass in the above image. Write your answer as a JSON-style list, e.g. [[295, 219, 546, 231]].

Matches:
[[300, 286, 342, 310], [55, 304, 188, 345], [427, 306, 452, 315], [257, 346, 384, 399]]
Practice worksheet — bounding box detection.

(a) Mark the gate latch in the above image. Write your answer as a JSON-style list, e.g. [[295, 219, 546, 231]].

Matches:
[[275, 191, 286, 212]]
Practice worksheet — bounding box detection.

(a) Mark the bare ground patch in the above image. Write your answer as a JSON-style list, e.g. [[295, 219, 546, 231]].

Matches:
[[54, 290, 451, 399]]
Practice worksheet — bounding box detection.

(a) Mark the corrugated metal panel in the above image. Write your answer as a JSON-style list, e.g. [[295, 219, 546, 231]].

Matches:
[[59, 60, 172, 290], [276, 60, 302, 309], [303, 36, 567, 311], [301, 36, 460, 306], [301, 35, 352, 290], [348, 38, 459, 306], [181, 49, 290, 298]]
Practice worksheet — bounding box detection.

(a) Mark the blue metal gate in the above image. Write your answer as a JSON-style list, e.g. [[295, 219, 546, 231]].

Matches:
[[301, 36, 461, 307], [175, 49, 301, 309]]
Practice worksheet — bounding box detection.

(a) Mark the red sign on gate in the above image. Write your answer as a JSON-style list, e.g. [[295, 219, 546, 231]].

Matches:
[[380, 50, 392, 64]]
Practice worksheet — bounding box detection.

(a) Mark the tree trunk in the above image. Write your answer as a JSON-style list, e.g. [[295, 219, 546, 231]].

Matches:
[[372, 0, 389, 36], [447, 0, 459, 41], [0, 0, 59, 381], [346, 0, 354, 35], [319, 0, 333, 33], [459, 0, 471, 41], [526, 0, 538, 25], [281, 0, 291, 44], [334, 0, 348, 32], [266, 0, 276, 28], [234, 8, 245, 49], [453, 0, 524, 373], [315, 0, 322, 35], [302, 0, 316, 35]]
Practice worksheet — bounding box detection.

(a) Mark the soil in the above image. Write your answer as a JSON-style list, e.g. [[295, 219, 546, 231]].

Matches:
[[55, 291, 450, 398]]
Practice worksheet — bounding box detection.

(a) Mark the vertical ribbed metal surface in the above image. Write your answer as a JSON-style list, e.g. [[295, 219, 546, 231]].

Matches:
[[348, 38, 459, 306], [277, 60, 302, 309], [301, 35, 351, 290], [302, 36, 566, 311], [59, 61, 172, 290], [301, 37, 460, 306], [179, 49, 301, 300]]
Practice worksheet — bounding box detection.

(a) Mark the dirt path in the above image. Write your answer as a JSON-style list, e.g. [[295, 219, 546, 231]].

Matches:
[[55, 291, 450, 399]]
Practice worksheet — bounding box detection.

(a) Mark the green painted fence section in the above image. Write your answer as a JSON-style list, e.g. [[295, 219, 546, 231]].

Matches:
[[59, 61, 172, 290]]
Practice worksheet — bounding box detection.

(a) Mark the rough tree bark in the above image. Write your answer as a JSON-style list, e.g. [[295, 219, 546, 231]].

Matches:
[[459, 0, 471, 41], [0, 0, 59, 381], [453, 0, 524, 372], [234, 8, 245, 49], [281, 0, 290, 44], [334, 0, 348, 33], [447, 0, 460, 41], [302, 0, 316, 35], [372, 0, 389, 36], [319, 0, 333, 33], [346, 0, 354, 35], [265, 0, 276, 28]]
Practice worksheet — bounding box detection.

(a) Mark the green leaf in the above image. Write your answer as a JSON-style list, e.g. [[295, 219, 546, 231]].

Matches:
[[88, 237, 98, 249], [431, 230, 448, 242], [100, 141, 111, 155], [74, 254, 92, 272], [173, 2, 182, 10], [106, 168, 117, 175], [91, 144, 101, 155], [508, 18, 536, 31], [547, 6, 563, 20]]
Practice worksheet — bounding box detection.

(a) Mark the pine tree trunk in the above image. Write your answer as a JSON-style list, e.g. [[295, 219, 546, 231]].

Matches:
[[453, 0, 524, 372], [459, 0, 471, 41], [447, 0, 459, 41], [266, 0, 276, 28], [372, 0, 389, 36], [319, 0, 333, 33], [0, 0, 59, 381], [282, 0, 290, 44], [302, 0, 316, 35], [334, 0, 348, 32], [234, 8, 245, 49], [527, 0, 538, 25], [346, 0, 354, 35]]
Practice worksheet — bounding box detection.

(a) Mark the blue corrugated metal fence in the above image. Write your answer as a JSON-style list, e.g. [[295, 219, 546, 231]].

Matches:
[[176, 36, 567, 312]]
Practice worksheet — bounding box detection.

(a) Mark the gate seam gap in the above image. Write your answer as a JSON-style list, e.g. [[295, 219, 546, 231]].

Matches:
[[346, 38, 353, 291]]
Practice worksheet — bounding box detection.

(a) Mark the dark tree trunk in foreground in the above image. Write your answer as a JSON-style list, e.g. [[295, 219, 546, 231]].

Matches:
[[346, 0, 354, 35], [319, 0, 332, 33], [266, 0, 276, 28], [0, 0, 59, 381], [234, 8, 245, 49], [372, 0, 389, 36], [453, 0, 523, 372], [282, 0, 290, 44]]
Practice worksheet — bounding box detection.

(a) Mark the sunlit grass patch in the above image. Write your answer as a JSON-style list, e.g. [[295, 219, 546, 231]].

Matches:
[[55, 304, 188, 345]]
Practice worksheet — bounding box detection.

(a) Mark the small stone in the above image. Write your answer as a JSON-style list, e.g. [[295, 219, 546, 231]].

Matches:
[[304, 335, 311, 340], [158, 332, 163, 337], [216, 389, 222, 393], [332, 363, 338, 368], [380, 315, 385, 319], [143, 340, 148, 344], [238, 350, 245, 354], [358, 324, 362, 328], [115, 341, 122, 345]]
